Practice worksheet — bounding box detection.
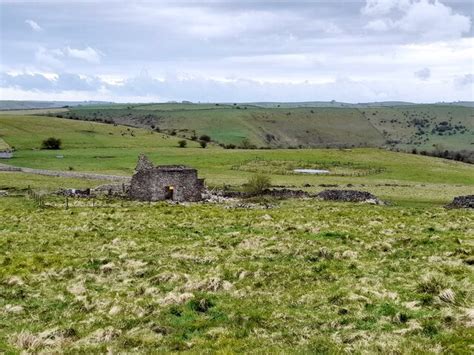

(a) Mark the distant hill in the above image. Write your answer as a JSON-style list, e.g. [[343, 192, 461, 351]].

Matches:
[[45, 102, 472, 152], [250, 101, 418, 108]]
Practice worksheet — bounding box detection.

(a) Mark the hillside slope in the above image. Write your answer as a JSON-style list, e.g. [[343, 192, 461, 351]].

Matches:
[[56, 103, 474, 151]]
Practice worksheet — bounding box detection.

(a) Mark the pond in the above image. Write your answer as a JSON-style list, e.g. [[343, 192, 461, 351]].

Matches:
[[293, 169, 330, 174]]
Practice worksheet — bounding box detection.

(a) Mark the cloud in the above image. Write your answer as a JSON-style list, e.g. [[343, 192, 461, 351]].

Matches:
[[454, 73, 473, 88], [25, 19, 42, 32], [34, 46, 103, 67], [362, 0, 410, 16], [1, 2, 473, 102], [365, 19, 393, 31], [35, 47, 64, 68], [414, 67, 431, 80], [1, 72, 52, 90], [1, 69, 473, 102], [363, 0, 471, 40], [0, 72, 102, 92], [397, 0, 471, 40], [65, 46, 102, 64]]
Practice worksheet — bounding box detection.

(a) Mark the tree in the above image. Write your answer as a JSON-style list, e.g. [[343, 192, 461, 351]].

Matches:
[[178, 140, 187, 148], [199, 140, 207, 148], [41, 137, 62, 150], [243, 174, 271, 196], [199, 134, 211, 142]]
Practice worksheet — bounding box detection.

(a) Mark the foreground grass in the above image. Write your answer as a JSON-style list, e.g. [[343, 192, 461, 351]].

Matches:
[[0, 197, 473, 353]]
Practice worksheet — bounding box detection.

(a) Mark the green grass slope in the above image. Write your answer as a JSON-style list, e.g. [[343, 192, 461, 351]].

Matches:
[[0, 114, 473, 204], [58, 103, 474, 150], [0, 114, 198, 151], [64, 106, 386, 148]]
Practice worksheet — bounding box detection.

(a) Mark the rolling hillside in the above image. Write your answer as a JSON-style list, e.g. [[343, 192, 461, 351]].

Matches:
[[53, 103, 474, 151], [1, 114, 473, 205]]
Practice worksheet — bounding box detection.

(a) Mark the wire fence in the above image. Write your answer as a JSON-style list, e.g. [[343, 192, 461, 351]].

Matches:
[[26, 186, 132, 210], [27, 187, 45, 208]]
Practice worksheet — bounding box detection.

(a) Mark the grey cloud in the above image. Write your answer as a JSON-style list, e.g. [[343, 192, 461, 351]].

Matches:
[[1, 73, 52, 90], [414, 68, 431, 81], [454, 73, 474, 88], [1, 73, 102, 92]]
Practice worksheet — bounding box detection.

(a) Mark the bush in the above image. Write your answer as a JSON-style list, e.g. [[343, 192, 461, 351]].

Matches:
[[178, 140, 187, 148], [243, 174, 271, 196], [199, 134, 211, 142], [239, 138, 257, 149], [199, 140, 207, 148], [41, 137, 62, 150]]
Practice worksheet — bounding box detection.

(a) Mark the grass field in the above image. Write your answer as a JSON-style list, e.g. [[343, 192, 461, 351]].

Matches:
[[0, 197, 473, 353], [1, 114, 473, 204], [0, 108, 69, 116], [56, 103, 474, 151], [0, 113, 473, 353]]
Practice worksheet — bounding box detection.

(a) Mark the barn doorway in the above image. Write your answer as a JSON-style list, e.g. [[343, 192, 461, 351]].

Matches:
[[165, 186, 174, 200]]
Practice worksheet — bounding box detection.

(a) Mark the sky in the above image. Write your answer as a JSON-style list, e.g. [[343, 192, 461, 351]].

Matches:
[[0, 0, 473, 103]]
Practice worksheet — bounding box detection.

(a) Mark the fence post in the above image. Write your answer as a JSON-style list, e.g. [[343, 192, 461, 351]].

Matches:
[[65, 196, 69, 210]]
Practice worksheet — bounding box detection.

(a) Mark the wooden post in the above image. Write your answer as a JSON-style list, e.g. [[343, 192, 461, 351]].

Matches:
[[65, 196, 69, 210]]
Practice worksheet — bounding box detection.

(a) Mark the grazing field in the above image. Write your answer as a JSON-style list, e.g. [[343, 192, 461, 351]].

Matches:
[[0, 196, 473, 353], [56, 102, 474, 151], [1, 114, 473, 204], [0, 113, 473, 353]]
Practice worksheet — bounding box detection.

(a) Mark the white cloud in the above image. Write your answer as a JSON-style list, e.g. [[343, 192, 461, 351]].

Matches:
[[363, 0, 472, 40], [65, 46, 102, 63], [396, 0, 471, 40], [34, 46, 103, 67], [35, 47, 64, 68], [25, 19, 42, 32], [365, 19, 393, 31]]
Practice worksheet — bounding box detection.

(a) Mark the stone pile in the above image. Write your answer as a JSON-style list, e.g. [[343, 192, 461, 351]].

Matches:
[[446, 195, 474, 209], [261, 188, 310, 199], [317, 189, 383, 204]]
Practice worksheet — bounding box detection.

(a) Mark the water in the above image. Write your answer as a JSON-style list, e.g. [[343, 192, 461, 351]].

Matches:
[[293, 169, 330, 174]]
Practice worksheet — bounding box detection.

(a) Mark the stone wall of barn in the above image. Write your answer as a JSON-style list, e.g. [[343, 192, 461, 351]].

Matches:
[[129, 166, 204, 202]]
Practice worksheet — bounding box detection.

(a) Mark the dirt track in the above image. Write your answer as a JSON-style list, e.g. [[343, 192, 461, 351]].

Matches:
[[0, 162, 130, 181]]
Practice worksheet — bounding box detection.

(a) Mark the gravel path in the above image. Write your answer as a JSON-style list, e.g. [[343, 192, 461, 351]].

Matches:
[[0, 162, 130, 181]]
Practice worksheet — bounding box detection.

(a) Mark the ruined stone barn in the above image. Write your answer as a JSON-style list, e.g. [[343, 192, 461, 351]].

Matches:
[[129, 155, 205, 202]]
